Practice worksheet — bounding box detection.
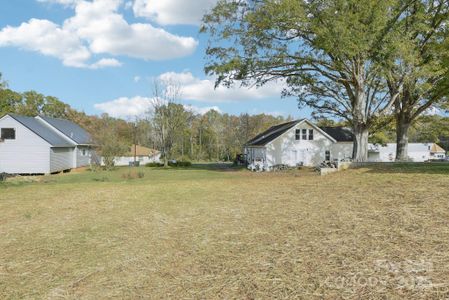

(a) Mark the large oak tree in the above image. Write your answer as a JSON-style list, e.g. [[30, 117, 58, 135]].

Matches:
[[385, 0, 449, 160], [202, 0, 411, 161]]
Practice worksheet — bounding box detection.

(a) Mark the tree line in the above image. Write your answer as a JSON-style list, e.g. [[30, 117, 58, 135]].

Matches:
[[0, 74, 289, 164], [2, 71, 449, 165]]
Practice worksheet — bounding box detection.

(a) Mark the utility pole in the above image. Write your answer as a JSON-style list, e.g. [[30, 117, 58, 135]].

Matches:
[[133, 121, 137, 166]]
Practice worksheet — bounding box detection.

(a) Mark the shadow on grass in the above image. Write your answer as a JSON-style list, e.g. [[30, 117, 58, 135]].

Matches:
[[359, 162, 449, 175]]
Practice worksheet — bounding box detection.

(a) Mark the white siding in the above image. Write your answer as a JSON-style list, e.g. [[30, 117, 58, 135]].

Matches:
[[76, 146, 91, 167], [101, 153, 161, 166], [265, 121, 334, 167], [331, 143, 353, 161], [367, 143, 433, 162], [0, 115, 51, 174], [50, 147, 74, 173]]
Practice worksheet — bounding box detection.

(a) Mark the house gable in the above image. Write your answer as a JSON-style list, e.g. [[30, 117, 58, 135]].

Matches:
[[264, 119, 337, 147], [5, 114, 74, 147], [0, 114, 52, 173]]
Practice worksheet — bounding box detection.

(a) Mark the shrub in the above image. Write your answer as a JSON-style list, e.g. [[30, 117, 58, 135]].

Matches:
[[167, 161, 191, 167], [0, 172, 8, 182], [122, 170, 145, 180], [146, 162, 163, 167], [177, 161, 192, 167]]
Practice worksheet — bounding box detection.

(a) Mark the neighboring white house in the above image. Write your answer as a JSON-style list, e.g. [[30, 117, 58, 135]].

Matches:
[[244, 119, 446, 169], [0, 114, 94, 174], [101, 144, 161, 167], [368, 143, 446, 162]]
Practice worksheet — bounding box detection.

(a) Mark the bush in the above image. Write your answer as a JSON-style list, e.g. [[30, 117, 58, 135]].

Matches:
[[146, 162, 163, 167], [168, 160, 192, 167], [177, 161, 192, 167], [146, 161, 191, 168], [0, 172, 8, 182], [122, 170, 145, 179]]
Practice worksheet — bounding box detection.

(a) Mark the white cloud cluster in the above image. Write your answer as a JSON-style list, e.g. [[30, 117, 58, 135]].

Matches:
[[38, 0, 79, 6], [94, 96, 156, 117], [0, 0, 198, 68], [132, 0, 218, 25], [94, 95, 220, 118], [158, 71, 284, 103], [94, 71, 285, 118]]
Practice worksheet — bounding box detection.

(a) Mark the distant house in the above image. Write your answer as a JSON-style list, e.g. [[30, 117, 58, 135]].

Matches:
[[244, 119, 446, 169], [0, 114, 94, 174], [102, 144, 160, 167], [368, 143, 446, 162]]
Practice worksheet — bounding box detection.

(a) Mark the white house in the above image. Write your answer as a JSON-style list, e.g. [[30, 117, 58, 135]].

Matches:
[[101, 144, 161, 166], [244, 119, 353, 169], [0, 114, 94, 174], [368, 143, 446, 162], [244, 119, 446, 170]]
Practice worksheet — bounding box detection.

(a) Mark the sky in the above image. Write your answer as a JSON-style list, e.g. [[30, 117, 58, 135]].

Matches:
[[0, 0, 308, 120]]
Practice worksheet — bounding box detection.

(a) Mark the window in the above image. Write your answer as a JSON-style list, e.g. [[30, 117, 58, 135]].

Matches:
[[1, 128, 15, 140], [325, 150, 331, 161], [81, 149, 87, 156], [302, 129, 307, 140], [295, 129, 300, 140], [308, 129, 314, 140]]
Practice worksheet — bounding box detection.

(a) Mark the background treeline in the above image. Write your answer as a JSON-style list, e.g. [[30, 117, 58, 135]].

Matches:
[[2, 76, 449, 162], [0, 77, 288, 161]]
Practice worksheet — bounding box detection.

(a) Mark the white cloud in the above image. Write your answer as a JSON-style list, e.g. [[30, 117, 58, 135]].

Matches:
[[94, 96, 220, 118], [37, 0, 79, 6], [0, 0, 198, 68], [65, 0, 198, 60], [134, 76, 141, 82], [133, 0, 218, 25], [94, 96, 155, 118], [0, 18, 91, 68], [89, 58, 122, 69], [158, 71, 285, 103], [185, 105, 221, 115]]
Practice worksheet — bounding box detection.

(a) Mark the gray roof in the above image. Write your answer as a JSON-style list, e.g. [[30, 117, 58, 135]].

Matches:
[[9, 114, 75, 147], [245, 120, 304, 146], [319, 126, 354, 142], [39, 115, 92, 145]]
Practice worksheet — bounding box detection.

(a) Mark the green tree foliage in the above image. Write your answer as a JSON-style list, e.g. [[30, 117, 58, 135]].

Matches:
[[0, 89, 22, 115], [0, 73, 7, 90], [202, 0, 409, 161], [385, 0, 449, 160], [92, 114, 129, 169]]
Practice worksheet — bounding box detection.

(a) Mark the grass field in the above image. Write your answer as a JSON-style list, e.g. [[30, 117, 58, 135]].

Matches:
[[1, 164, 449, 299]]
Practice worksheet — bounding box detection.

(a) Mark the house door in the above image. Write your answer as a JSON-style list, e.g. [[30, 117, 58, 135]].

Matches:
[[291, 150, 298, 165]]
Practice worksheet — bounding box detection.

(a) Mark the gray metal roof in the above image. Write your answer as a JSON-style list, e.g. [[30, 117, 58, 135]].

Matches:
[[39, 115, 92, 145], [245, 120, 304, 146], [9, 114, 75, 147], [319, 126, 354, 142]]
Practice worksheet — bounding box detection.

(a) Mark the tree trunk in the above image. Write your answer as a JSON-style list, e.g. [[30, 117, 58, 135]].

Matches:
[[352, 123, 369, 162], [395, 116, 411, 161]]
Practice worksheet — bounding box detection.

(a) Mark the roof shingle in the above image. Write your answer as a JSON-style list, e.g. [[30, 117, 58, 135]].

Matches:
[[9, 114, 75, 147], [38, 115, 92, 145]]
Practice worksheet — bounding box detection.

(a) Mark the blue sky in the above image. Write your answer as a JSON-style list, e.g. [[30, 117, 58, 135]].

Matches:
[[0, 0, 307, 119]]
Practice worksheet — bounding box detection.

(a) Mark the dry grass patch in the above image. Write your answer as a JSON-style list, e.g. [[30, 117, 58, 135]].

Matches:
[[1, 165, 449, 299]]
